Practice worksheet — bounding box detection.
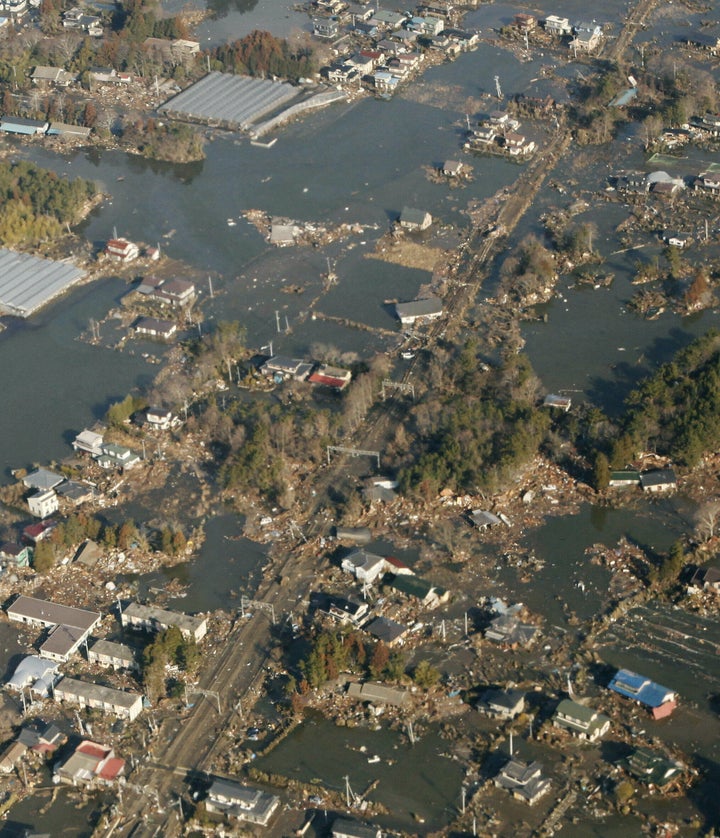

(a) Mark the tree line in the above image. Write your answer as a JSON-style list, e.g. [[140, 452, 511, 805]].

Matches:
[[0, 160, 95, 246]]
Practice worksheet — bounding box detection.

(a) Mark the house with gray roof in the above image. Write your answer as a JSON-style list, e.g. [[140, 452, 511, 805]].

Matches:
[[640, 468, 677, 492], [398, 207, 432, 231], [394, 296, 443, 326], [205, 778, 280, 825], [31, 66, 77, 86], [333, 818, 383, 838], [494, 758, 551, 805], [552, 698, 610, 741], [478, 688, 525, 720], [7, 596, 101, 662], [347, 681, 407, 706], [22, 468, 64, 491], [341, 548, 387, 585]]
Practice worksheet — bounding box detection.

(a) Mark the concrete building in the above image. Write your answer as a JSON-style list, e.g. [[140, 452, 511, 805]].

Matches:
[[6, 596, 101, 663], [121, 601, 207, 642], [88, 639, 139, 672], [53, 677, 143, 721], [7, 596, 101, 634], [28, 488, 58, 519]]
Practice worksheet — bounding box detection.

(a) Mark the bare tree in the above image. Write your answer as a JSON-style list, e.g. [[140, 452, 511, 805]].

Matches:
[[52, 32, 80, 65], [695, 500, 720, 542]]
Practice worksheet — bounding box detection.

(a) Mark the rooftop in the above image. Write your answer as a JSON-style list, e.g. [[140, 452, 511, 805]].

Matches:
[[54, 677, 142, 710], [0, 249, 84, 317], [7, 595, 101, 631], [608, 668, 676, 708], [159, 72, 300, 130]]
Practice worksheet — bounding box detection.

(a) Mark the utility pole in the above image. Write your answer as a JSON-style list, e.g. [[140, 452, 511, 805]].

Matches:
[[208, 276, 214, 298], [494, 74, 502, 99], [275, 311, 281, 333], [461, 785, 466, 814]]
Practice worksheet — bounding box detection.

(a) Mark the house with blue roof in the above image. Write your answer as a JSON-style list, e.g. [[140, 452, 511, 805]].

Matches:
[[608, 668, 677, 719]]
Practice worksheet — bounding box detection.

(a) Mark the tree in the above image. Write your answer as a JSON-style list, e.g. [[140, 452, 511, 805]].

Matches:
[[369, 641, 390, 678], [685, 267, 710, 310], [592, 452, 611, 491], [118, 520, 138, 550], [102, 524, 117, 549], [695, 501, 720, 542], [412, 660, 440, 689], [209, 320, 246, 382], [33, 540, 55, 573]]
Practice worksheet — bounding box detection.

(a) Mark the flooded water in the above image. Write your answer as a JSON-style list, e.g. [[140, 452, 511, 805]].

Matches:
[[0, 781, 105, 838], [517, 129, 720, 414], [496, 500, 691, 626], [121, 513, 268, 612], [255, 713, 465, 831]]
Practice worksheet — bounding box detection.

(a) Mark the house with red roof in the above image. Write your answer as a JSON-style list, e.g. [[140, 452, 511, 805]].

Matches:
[[54, 740, 125, 786]]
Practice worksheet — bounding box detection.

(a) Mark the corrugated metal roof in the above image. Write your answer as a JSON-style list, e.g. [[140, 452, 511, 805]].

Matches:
[[159, 72, 300, 129], [0, 249, 84, 317]]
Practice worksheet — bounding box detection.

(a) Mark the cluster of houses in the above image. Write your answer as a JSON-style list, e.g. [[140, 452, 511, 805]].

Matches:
[[507, 14, 604, 54], [0, 592, 208, 774], [314, 1, 480, 96], [465, 110, 536, 158], [481, 665, 680, 806], [615, 160, 720, 202], [0, 716, 126, 790], [259, 354, 352, 391], [305, 545, 451, 668], [20, 465, 99, 522]]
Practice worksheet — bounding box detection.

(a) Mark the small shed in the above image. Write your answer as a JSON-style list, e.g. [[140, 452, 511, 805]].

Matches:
[[442, 160, 463, 177], [398, 207, 432, 231], [640, 468, 677, 493]]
